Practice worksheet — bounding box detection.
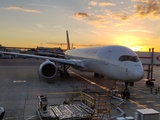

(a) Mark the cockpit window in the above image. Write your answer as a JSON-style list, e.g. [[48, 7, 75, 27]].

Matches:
[[119, 55, 139, 62]]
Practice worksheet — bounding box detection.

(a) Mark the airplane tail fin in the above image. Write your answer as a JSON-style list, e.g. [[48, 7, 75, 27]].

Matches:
[[66, 30, 70, 50]]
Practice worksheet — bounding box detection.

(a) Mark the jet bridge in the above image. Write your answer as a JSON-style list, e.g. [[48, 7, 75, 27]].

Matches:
[[136, 48, 160, 86], [136, 48, 160, 65]]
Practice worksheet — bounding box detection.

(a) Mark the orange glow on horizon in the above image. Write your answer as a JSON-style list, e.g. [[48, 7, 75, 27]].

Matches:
[[1, 42, 155, 52], [114, 35, 147, 51], [2, 36, 160, 52], [115, 35, 140, 46]]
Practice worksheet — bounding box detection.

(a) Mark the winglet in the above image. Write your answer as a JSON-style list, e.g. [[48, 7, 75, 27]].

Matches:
[[66, 30, 70, 50]]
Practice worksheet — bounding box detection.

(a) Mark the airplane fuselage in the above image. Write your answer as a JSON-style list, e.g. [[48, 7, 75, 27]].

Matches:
[[65, 45, 144, 82]]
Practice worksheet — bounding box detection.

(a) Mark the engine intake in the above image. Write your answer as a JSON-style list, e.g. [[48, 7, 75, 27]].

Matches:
[[39, 60, 57, 79]]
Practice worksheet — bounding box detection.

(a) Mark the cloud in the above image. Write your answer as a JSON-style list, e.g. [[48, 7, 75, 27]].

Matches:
[[53, 26, 67, 30], [91, 31, 101, 36], [156, 24, 160, 28], [133, 0, 160, 20], [28, 3, 60, 8], [114, 23, 132, 27], [74, 12, 110, 28], [4, 6, 41, 13], [114, 0, 160, 20], [53, 26, 62, 28], [88, 20, 109, 28], [99, 2, 116, 7], [73, 0, 160, 27], [36, 24, 44, 28], [113, 14, 130, 20], [104, 0, 160, 21], [117, 29, 153, 33], [87, 15, 110, 28], [89, 1, 98, 6], [131, 0, 150, 3], [28, 4, 53, 7], [106, 10, 131, 21], [73, 30, 87, 35], [73, 12, 89, 20]]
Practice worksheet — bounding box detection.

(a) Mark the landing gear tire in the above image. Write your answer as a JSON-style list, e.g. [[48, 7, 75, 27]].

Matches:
[[120, 82, 130, 99], [94, 73, 99, 77], [121, 91, 130, 99], [126, 91, 130, 99], [146, 81, 154, 86], [94, 73, 104, 78], [121, 92, 126, 99]]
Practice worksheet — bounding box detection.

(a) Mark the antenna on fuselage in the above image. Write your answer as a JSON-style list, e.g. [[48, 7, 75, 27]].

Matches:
[[66, 30, 70, 50]]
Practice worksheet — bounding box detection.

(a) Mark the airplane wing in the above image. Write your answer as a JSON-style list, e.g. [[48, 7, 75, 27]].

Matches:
[[0, 51, 84, 67]]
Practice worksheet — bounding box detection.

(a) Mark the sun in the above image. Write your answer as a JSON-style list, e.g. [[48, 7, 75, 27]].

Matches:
[[114, 35, 144, 51]]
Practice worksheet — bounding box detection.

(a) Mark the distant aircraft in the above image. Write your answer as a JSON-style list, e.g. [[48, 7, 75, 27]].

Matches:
[[0, 31, 144, 99]]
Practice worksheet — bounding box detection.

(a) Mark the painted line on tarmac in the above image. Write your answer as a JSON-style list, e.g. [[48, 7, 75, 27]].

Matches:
[[4, 115, 38, 120], [129, 85, 160, 98], [69, 70, 148, 109], [13, 80, 26, 83], [26, 115, 38, 120], [69, 70, 109, 91]]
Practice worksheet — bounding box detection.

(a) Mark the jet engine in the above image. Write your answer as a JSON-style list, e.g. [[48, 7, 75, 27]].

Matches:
[[0, 107, 5, 120], [39, 60, 57, 79]]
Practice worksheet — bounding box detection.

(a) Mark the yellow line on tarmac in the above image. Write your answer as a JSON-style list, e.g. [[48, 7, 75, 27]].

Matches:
[[69, 70, 110, 91], [129, 99, 147, 109], [69, 70, 148, 109]]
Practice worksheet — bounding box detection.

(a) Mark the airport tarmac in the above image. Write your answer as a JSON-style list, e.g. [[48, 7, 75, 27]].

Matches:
[[0, 59, 160, 120]]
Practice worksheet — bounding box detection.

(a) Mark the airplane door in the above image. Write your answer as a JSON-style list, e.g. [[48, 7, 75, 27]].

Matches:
[[104, 51, 111, 65]]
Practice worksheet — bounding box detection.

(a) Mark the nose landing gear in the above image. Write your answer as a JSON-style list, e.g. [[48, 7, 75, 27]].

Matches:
[[110, 81, 131, 99], [121, 91, 130, 99], [121, 82, 130, 99]]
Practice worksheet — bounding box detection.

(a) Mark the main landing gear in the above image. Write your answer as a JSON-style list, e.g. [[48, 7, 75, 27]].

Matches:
[[110, 81, 130, 99], [94, 73, 104, 78], [94, 73, 131, 99], [111, 81, 131, 99], [146, 80, 154, 86], [121, 82, 130, 99], [59, 64, 70, 78]]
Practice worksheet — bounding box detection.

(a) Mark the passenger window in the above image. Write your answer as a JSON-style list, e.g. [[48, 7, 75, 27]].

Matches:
[[119, 55, 139, 62]]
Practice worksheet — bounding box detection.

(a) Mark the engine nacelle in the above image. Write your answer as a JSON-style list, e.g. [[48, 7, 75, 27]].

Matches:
[[0, 107, 5, 120], [39, 60, 57, 79]]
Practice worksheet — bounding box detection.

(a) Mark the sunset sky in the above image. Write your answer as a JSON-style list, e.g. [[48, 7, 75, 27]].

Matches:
[[0, 0, 160, 51]]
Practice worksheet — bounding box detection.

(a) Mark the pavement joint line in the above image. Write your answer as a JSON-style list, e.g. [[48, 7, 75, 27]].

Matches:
[[129, 85, 160, 98], [4, 115, 38, 120]]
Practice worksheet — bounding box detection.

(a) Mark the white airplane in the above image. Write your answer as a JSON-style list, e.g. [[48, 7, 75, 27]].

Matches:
[[0, 31, 144, 99]]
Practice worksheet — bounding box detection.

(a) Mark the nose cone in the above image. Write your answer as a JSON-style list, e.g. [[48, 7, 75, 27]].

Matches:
[[133, 66, 144, 81]]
